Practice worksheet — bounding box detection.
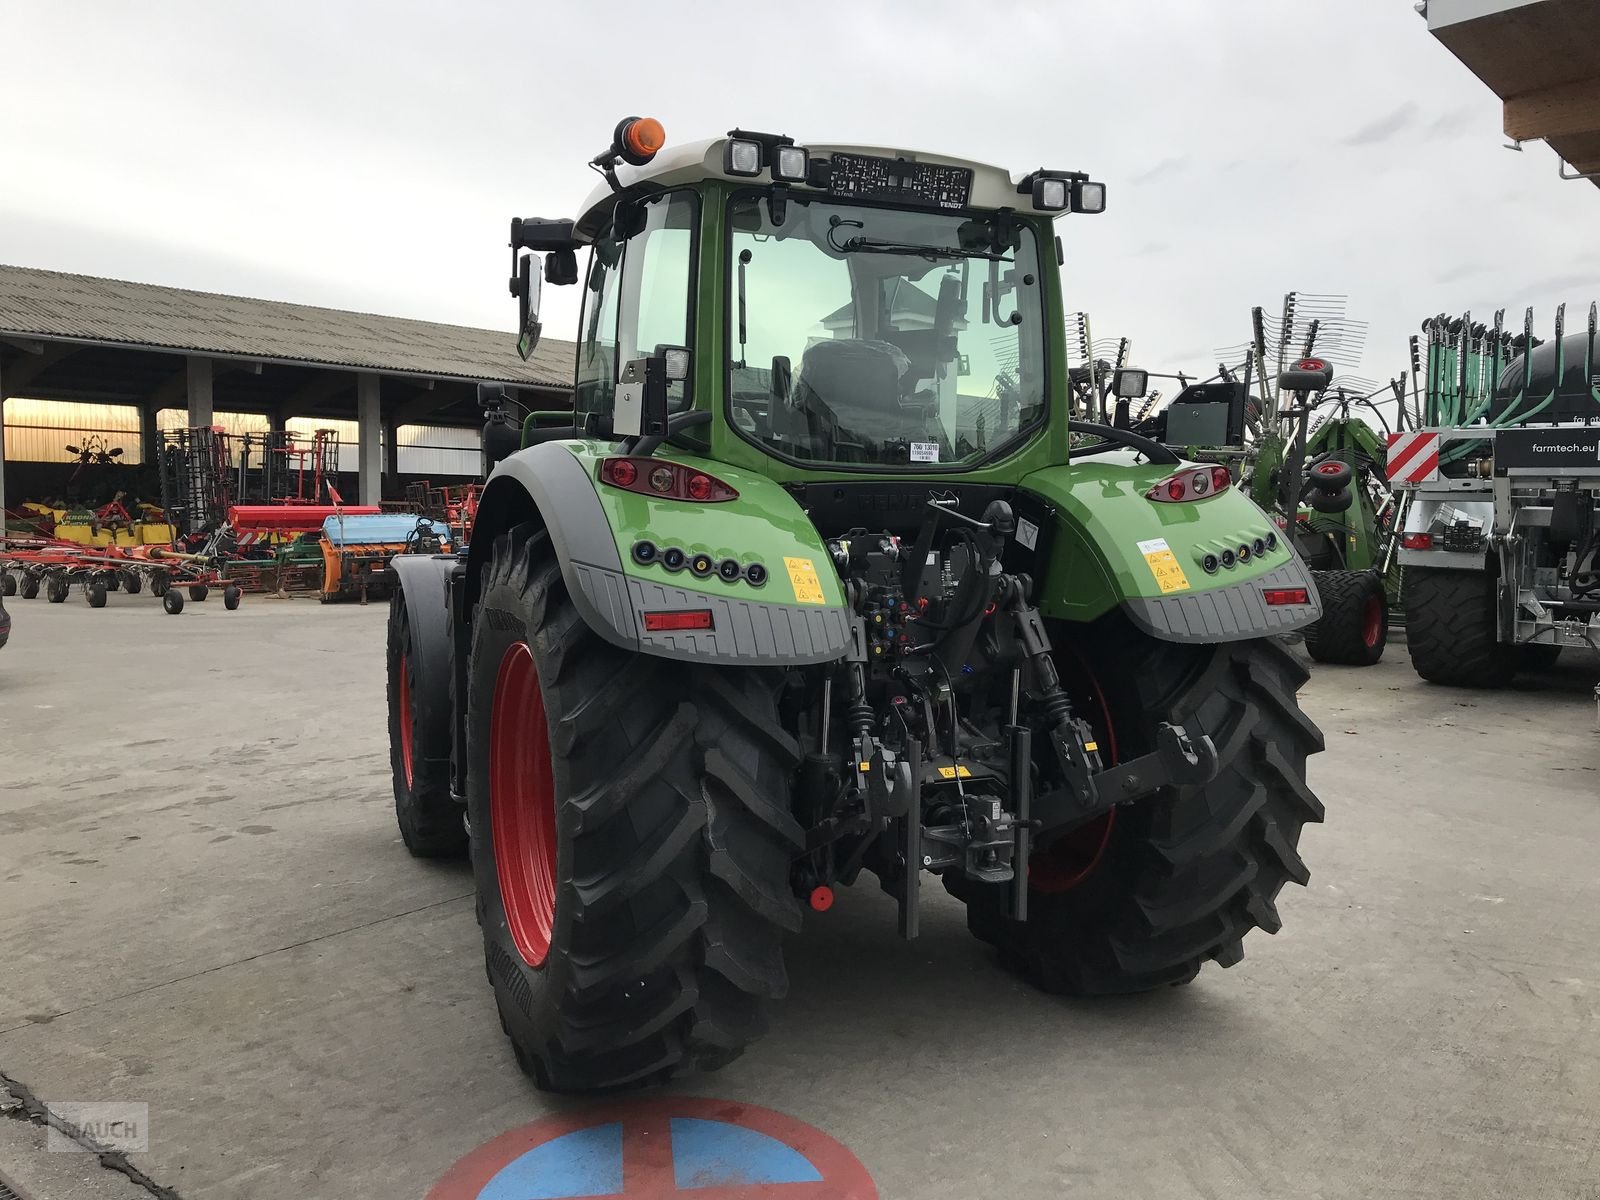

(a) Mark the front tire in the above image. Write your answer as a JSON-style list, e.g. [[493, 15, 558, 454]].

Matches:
[[954, 616, 1325, 994], [468, 523, 803, 1091], [1404, 566, 1516, 687], [1304, 569, 1387, 666], [386, 590, 467, 859]]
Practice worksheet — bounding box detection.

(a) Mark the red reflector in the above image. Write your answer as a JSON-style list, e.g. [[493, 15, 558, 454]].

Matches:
[[642, 609, 714, 632], [1263, 588, 1310, 606], [598, 458, 739, 502], [1147, 466, 1233, 503], [808, 885, 834, 912], [1402, 533, 1433, 550]]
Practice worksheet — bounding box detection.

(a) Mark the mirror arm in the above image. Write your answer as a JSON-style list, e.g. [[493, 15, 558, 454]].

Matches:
[[630, 410, 712, 458]]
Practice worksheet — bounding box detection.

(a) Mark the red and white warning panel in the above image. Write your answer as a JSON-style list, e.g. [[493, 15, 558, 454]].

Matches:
[[1385, 432, 1441, 485]]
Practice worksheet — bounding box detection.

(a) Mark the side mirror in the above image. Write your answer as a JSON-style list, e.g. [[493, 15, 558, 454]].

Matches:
[[546, 248, 578, 286], [1112, 368, 1149, 399], [513, 254, 542, 360]]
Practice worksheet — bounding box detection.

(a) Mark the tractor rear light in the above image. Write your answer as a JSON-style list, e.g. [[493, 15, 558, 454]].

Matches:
[[1220, 548, 1237, 569], [1147, 467, 1233, 503], [744, 563, 768, 586], [661, 547, 686, 571], [1237, 543, 1252, 563], [689, 553, 714, 578], [599, 458, 739, 502], [1263, 588, 1310, 606], [642, 609, 714, 632], [1252, 537, 1267, 558], [725, 138, 762, 176], [1402, 533, 1433, 550], [1202, 553, 1220, 574]]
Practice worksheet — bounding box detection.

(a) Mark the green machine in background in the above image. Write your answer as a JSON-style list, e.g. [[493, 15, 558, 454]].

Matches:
[[1115, 294, 1408, 668]]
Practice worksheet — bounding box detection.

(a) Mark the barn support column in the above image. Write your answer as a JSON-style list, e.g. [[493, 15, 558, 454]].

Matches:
[[357, 373, 382, 505], [186, 356, 214, 428]]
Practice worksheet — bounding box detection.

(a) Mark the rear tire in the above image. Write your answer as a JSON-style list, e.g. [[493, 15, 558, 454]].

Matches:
[[1404, 566, 1516, 687], [386, 590, 467, 859], [952, 616, 1325, 995], [468, 522, 802, 1091], [1304, 570, 1387, 666]]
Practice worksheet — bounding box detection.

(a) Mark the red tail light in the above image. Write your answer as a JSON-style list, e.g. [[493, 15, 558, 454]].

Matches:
[[1147, 466, 1232, 503], [600, 458, 738, 502], [1263, 588, 1310, 606], [642, 609, 714, 632], [1402, 533, 1433, 550]]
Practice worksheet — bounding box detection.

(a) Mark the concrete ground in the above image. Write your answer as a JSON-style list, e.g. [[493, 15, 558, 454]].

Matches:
[[0, 590, 1596, 1200]]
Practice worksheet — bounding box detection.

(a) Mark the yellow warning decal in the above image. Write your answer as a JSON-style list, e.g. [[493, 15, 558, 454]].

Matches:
[[1084, 742, 1099, 753], [1136, 537, 1190, 594], [936, 765, 973, 780], [784, 556, 827, 605]]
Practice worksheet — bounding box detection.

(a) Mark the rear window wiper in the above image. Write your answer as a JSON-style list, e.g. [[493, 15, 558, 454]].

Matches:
[[836, 236, 1009, 262]]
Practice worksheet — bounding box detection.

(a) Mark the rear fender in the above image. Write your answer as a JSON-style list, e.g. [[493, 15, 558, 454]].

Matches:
[[468, 441, 853, 665], [1021, 455, 1321, 643]]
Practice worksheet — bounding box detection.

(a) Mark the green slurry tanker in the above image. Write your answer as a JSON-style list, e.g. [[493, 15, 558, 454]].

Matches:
[[385, 119, 1327, 1091]]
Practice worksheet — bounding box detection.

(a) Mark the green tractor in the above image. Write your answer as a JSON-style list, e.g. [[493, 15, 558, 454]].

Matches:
[[385, 119, 1328, 1091]]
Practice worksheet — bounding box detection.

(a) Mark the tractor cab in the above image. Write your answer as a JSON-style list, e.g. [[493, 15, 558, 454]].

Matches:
[[505, 120, 1107, 477]]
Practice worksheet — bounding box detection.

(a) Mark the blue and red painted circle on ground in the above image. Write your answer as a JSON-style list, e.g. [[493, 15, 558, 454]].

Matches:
[[428, 1096, 877, 1199]]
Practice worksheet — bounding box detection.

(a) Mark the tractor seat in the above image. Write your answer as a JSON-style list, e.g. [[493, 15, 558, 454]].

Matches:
[[790, 338, 926, 453]]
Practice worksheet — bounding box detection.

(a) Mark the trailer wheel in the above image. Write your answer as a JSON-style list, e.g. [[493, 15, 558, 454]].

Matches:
[[952, 614, 1325, 995], [386, 589, 467, 859], [189, 584, 209, 602], [19, 574, 40, 600], [46, 575, 69, 603], [468, 522, 802, 1091], [1404, 566, 1516, 687], [223, 585, 242, 610], [1521, 643, 1561, 671], [1307, 459, 1353, 490], [1303, 570, 1387, 666], [163, 590, 185, 615], [0, 572, 14, 597], [103, 572, 121, 593], [86, 579, 108, 608], [122, 572, 142, 595], [150, 573, 169, 598]]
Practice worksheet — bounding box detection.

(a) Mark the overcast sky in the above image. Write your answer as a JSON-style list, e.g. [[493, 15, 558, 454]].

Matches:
[[5, 0, 1598, 398]]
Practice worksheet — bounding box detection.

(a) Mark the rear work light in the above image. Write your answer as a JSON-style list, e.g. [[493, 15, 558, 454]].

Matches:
[[1146, 465, 1232, 503], [599, 458, 738, 502], [1402, 533, 1433, 550], [1263, 588, 1310, 606], [642, 609, 714, 632]]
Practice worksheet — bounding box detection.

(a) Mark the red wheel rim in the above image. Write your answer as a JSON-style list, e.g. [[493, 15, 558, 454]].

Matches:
[[398, 652, 416, 789], [1028, 649, 1117, 894], [490, 642, 558, 968], [1362, 593, 1384, 649]]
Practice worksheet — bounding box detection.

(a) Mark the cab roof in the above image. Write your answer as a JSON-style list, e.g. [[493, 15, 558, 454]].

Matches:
[[576, 135, 1072, 236]]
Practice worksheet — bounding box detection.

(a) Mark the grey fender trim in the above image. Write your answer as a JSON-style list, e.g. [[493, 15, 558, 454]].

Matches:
[[479, 443, 852, 665], [479, 442, 642, 652], [1121, 556, 1323, 643]]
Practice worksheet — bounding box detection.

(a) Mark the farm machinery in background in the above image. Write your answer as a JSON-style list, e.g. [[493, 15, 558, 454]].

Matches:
[[1395, 303, 1600, 694], [1080, 293, 1410, 666]]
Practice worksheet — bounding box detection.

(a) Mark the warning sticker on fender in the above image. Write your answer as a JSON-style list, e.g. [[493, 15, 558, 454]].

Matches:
[[784, 556, 827, 605], [1136, 537, 1191, 594]]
